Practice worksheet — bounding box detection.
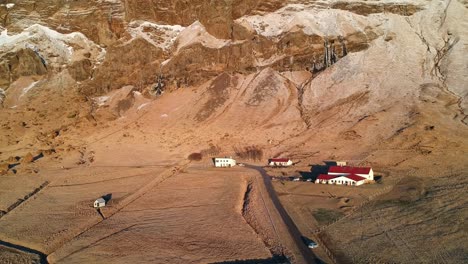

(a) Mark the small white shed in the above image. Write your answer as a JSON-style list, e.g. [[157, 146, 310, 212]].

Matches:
[[213, 157, 236, 167], [94, 198, 106, 208]]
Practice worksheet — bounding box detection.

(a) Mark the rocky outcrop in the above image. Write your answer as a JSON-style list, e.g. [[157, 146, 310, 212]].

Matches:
[[0, 0, 424, 96], [0, 48, 47, 87], [330, 1, 424, 16], [69, 59, 93, 82], [83, 38, 164, 95], [1, 0, 466, 163]]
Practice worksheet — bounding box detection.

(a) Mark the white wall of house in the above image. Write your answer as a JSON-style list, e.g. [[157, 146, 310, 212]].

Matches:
[[327, 176, 365, 186], [357, 169, 374, 180], [94, 198, 106, 208], [269, 160, 293, 166], [315, 179, 330, 184], [214, 158, 236, 167], [328, 172, 346, 176]]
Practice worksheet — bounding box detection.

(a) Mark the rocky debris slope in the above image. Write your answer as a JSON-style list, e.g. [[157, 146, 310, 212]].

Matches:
[[0, 0, 466, 164], [0, 24, 105, 87]]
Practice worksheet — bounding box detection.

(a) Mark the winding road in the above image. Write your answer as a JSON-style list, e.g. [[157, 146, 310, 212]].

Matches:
[[0, 240, 48, 264], [246, 165, 319, 264]]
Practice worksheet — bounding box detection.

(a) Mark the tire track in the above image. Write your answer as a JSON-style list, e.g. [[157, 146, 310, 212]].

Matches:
[[246, 165, 318, 264]]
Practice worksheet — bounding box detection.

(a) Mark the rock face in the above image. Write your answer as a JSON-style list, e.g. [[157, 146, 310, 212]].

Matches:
[[0, 48, 47, 87], [0, 1, 465, 138], [0, 0, 468, 147], [0, 1, 467, 264], [0, 0, 467, 150]]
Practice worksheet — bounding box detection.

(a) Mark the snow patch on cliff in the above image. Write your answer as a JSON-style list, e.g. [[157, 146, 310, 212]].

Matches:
[[20, 81, 39, 98], [0, 24, 103, 67], [175, 21, 229, 53], [127, 21, 185, 51], [237, 4, 378, 38], [94, 96, 110, 107]]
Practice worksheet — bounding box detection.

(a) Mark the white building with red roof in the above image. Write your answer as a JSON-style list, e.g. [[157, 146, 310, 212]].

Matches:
[[268, 158, 293, 167], [328, 166, 374, 180], [315, 166, 374, 186]]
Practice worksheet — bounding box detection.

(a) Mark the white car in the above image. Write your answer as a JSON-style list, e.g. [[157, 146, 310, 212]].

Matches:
[[307, 241, 318, 249], [293, 177, 300, 181], [306, 178, 312, 182]]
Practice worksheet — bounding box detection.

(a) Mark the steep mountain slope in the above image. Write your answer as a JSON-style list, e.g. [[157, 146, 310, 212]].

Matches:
[[0, 0, 467, 263]]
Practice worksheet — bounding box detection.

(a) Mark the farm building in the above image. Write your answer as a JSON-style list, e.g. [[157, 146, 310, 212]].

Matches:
[[328, 166, 374, 180], [268, 158, 293, 167], [324, 160, 347, 166], [213, 157, 236, 167], [94, 198, 106, 208], [316, 174, 367, 186], [315, 166, 374, 186], [336, 161, 347, 167]]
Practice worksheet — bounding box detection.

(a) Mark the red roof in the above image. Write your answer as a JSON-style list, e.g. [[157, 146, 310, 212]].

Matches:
[[317, 174, 366, 182], [344, 174, 367, 181], [328, 166, 371, 175], [317, 174, 337, 180], [269, 158, 290, 162]]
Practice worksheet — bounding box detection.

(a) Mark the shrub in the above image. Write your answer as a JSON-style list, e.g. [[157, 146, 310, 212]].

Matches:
[[200, 145, 221, 157], [233, 145, 263, 161], [188, 153, 203, 161]]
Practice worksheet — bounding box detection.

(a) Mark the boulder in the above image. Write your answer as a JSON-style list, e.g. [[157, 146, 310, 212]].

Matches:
[[22, 152, 34, 163], [0, 163, 9, 175]]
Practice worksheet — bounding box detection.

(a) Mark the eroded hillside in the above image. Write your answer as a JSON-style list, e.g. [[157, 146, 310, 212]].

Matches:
[[0, 0, 467, 263]]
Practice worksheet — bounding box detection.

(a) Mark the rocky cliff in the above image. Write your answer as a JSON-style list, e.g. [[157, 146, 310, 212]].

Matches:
[[0, 2, 467, 263], [0, 0, 467, 161]]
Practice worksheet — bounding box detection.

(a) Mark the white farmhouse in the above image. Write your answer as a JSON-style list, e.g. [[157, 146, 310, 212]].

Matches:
[[213, 157, 236, 167], [315, 166, 374, 186], [327, 166, 374, 180], [316, 174, 367, 186], [94, 198, 106, 208], [268, 158, 293, 167]]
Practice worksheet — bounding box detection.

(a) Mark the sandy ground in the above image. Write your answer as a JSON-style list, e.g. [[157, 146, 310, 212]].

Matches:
[[323, 171, 468, 264], [48, 165, 272, 263], [0, 154, 284, 263], [0, 245, 42, 264], [0, 165, 170, 253], [272, 177, 393, 263], [270, 161, 467, 264]]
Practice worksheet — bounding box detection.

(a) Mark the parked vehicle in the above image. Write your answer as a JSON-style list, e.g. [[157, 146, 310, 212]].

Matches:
[[293, 177, 300, 182], [301, 236, 319, 249], [307, 241, 318, 249], [306, 178, 312, 182]]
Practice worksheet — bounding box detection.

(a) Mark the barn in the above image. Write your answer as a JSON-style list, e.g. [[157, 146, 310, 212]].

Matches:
[[327, 166, 374, 180], [268, 158, 293, 167], [316, 174, 367, 186], [315, 166, 374, 186]]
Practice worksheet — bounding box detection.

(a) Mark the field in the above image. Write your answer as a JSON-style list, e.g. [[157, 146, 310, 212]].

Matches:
[[48, 165, 273, 263], [271, 168, 393, 263], [271, 165, 468, 264], [0, 154, 292, 263]]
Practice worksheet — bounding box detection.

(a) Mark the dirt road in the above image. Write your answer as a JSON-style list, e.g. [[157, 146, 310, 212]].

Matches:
[[246, 165, 319, 264], [0, 240, 48, 264]]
